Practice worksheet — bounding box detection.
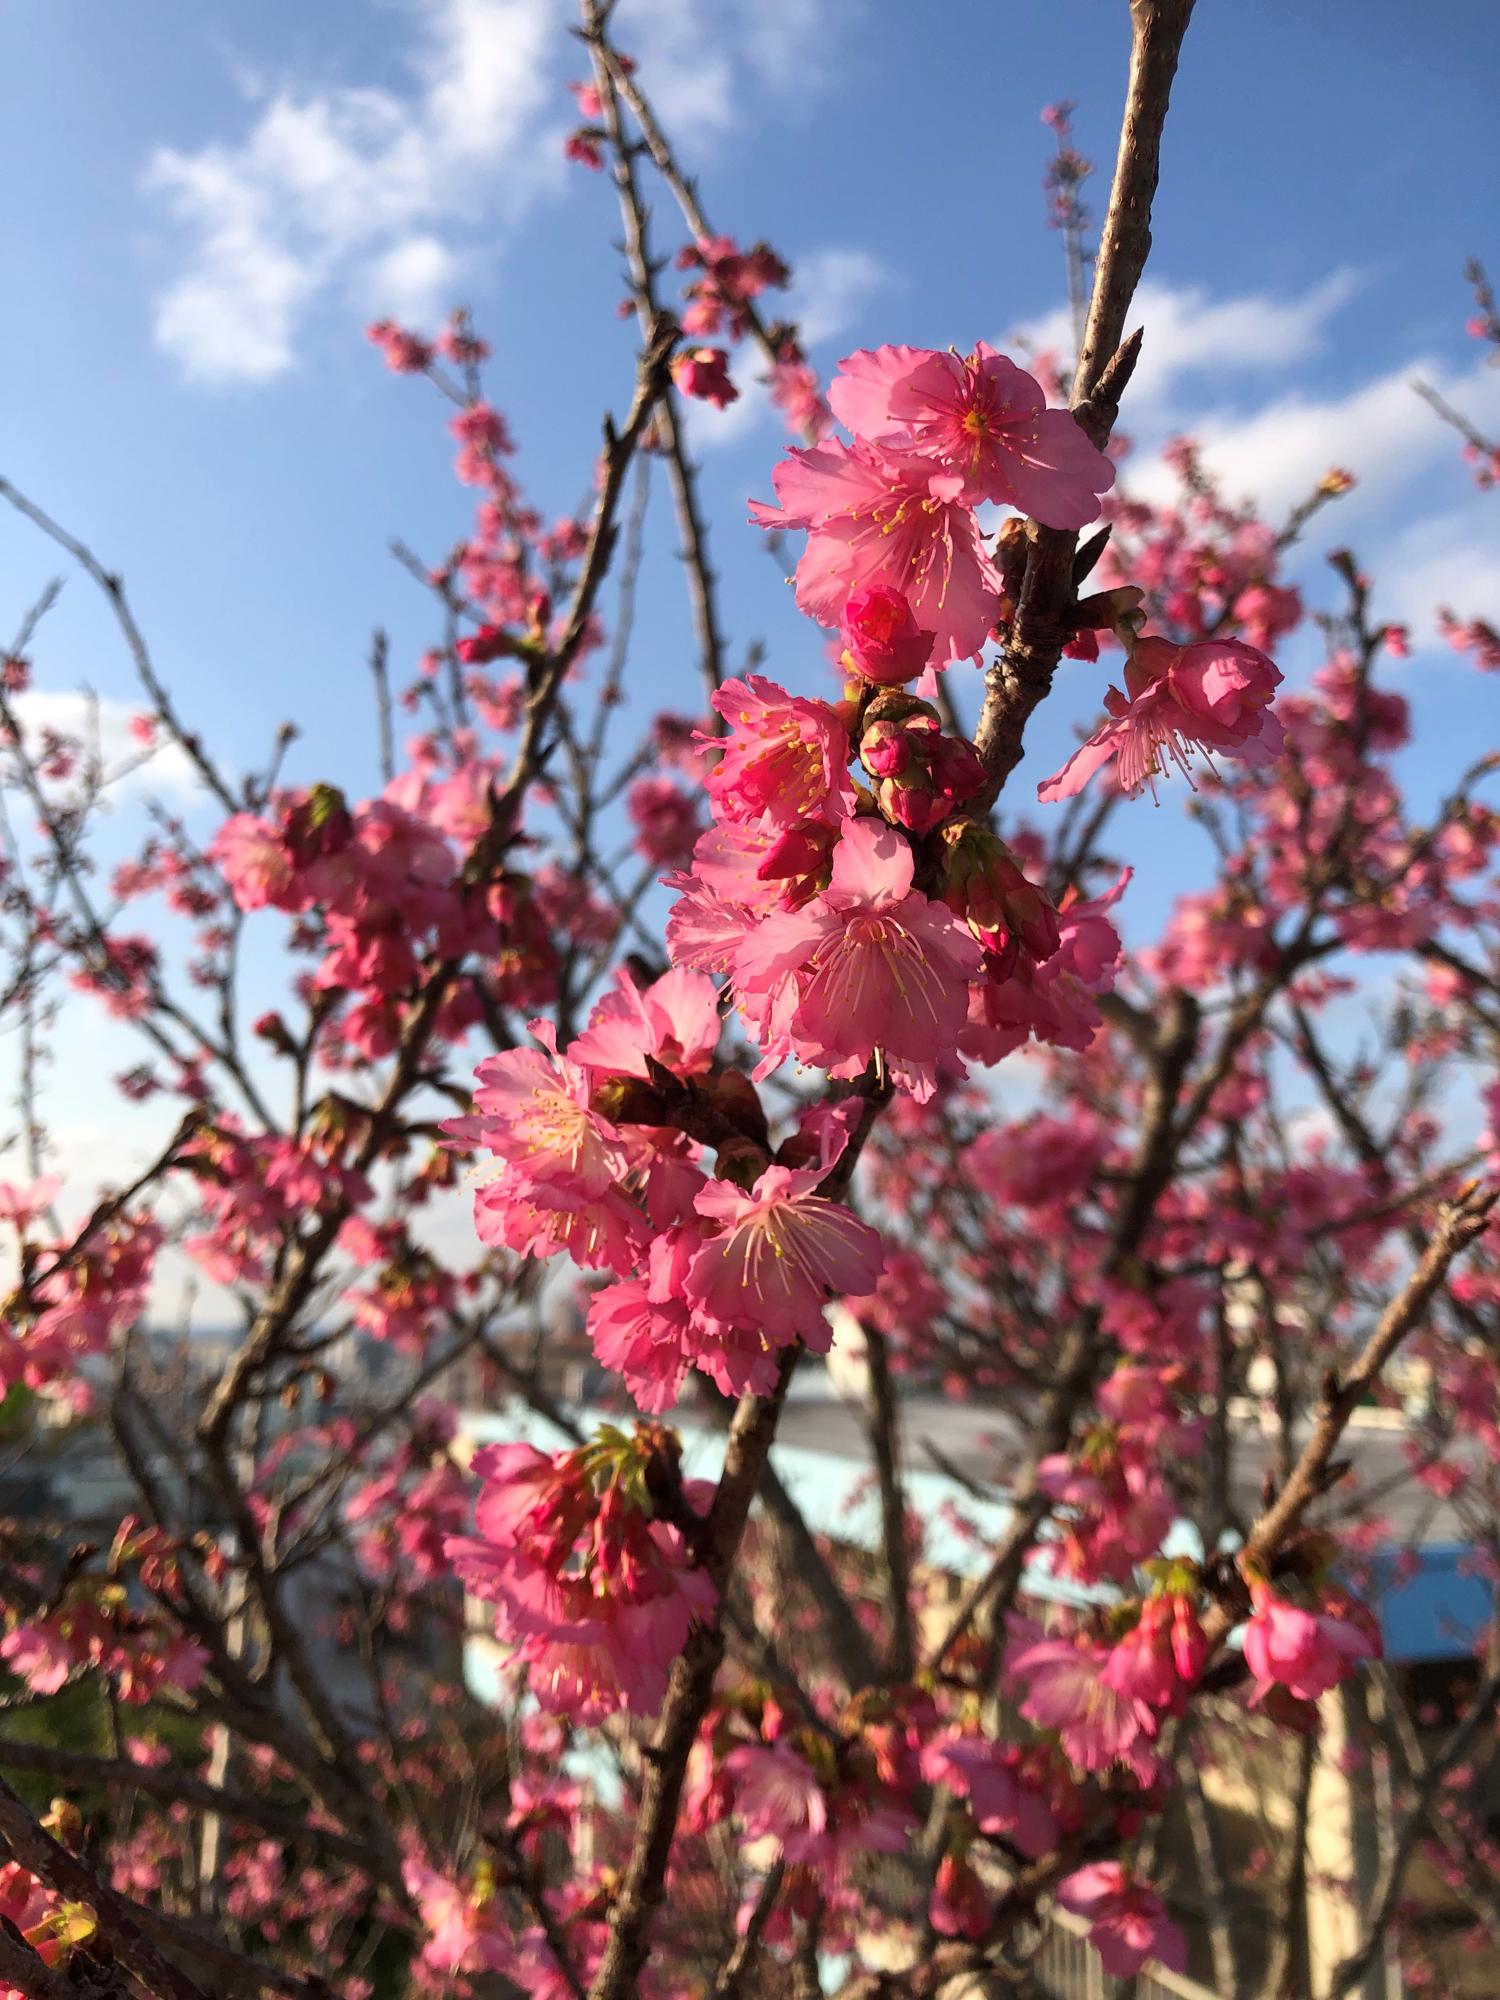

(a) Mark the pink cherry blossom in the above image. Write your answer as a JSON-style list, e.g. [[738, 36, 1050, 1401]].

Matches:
[[446, 1435, 716, 1721], [627, 774, 701, 864], [829, 343, 1115, 523], [921, 1733, 1059, 1858], [1057, 1863, 1187, 1980], [404, 1860, 514, 1977], [724, 1743, 828, 1849], [686, 1160, 884, 1342], [750, 438, 1003, 668], [733, 816, 983, 1097], [672, 346, 739, 408], [839, 585, 934, 685], [1006, 1633, 1160, 1783], [567, 966, 721, 1081], [210, 813, 298, 913], [449, 1030, 628, 1200], [1039, 635, 1284, 802], [585, 1230, 703, 1413], [1242, 1583, 1379, 1704], [704, 674, 855, 829]]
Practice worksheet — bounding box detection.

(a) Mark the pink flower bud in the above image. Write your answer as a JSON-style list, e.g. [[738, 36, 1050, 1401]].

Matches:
[[839, 586, 934, 685]]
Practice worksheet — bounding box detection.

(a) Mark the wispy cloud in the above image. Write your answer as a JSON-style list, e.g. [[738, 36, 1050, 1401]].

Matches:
[[1127, 349, 1500, 517], [144, 0, 861, 388], [1372, 503, 1500, 632], [1020, 269, 1500, 528], [10, 690, 200, 799], [623, 0, 849, 138], [790, 246, 890, 349], [1023, 273, 1500, 652], [144, 0, 568, 385], [1016, 269, 1363, 419]]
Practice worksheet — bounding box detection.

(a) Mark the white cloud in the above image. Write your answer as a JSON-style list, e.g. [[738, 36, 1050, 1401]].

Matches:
[[149, 150, 315, 382], [1018, 272, 1500, 662], [1016, 271, 1499, 531], [145, 0, 862, 387], [1126, 352, 1500, 517], [1373, 505, 1500, 630], [681, 371, 771, 451], [9, 690, 200, 798], [788, 246, 889, 349], [623, 0, 843, 138], [1016, 269, 1361, 418], [145, 0, 564, 384], [365, 233, 462, 324]]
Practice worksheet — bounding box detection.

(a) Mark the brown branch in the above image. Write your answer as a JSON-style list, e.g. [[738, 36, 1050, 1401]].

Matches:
[[1330, 1659, 1500, 1997], [0, 1771, 208, 2000], [0, 1739, 387, 1884], [756, 1460, 882, 1691], [170, 316, 678, 1910], [863, 1316, 916, 1680], [1218, 1182, 1495, 1608], [1413, 376, 1497, 460], [708, 1861, 784, 2000], [368, 627, 395, 786], [973, 0, 1196, 793], [0, 1929, 86, 2000], [1074, 0, 1197, 403], [0, 476, 240, 813], [586, 28, 726, 714], [1263, 1728, 1316, 2000], [1178, 1727, 1240, 2000], [16, 1110, 204, 1303], [588, 32, 815, 429]]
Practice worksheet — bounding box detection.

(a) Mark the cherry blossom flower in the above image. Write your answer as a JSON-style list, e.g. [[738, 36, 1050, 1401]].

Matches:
[[839, 584, 934, 685], [586, 1231, 702, 1413], [1242, 1582, 1380, 1704], [404, 1860, 514, 1977], [828, 343, 1115, 523], [1038, 635, 1284, 802], [1006, 1632, 1160, 1783], [733, 816, 983, 1097], [210, 814, 299, 912], [750, 438, 1003, 669], [921, 1733, 1060, 1858], [858, 695, 986, 833], [685, 1159, 883, 1342], [568, 966, 721, 1081], [1057, 1863, 1187, 1979], [703, 674, 855, 829], [672, 346, 738, 408], [448, 1029, 629, 1201], [447, 1432, 716, 1721], [723, 1743, 828, 1849]]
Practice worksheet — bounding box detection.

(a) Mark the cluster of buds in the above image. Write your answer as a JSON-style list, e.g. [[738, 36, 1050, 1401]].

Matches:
[[676, 235, 790, 340], [858, 693, 985, 833], [447, 1422, 715, 1720], [935, 819, 1062, 973]]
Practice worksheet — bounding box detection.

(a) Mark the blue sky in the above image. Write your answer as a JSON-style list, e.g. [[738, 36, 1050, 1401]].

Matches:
[[2, 0, 1498, 1277]]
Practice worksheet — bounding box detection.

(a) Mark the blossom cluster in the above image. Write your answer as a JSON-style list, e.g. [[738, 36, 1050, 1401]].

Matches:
[[2, 40, 1495, 1995]]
